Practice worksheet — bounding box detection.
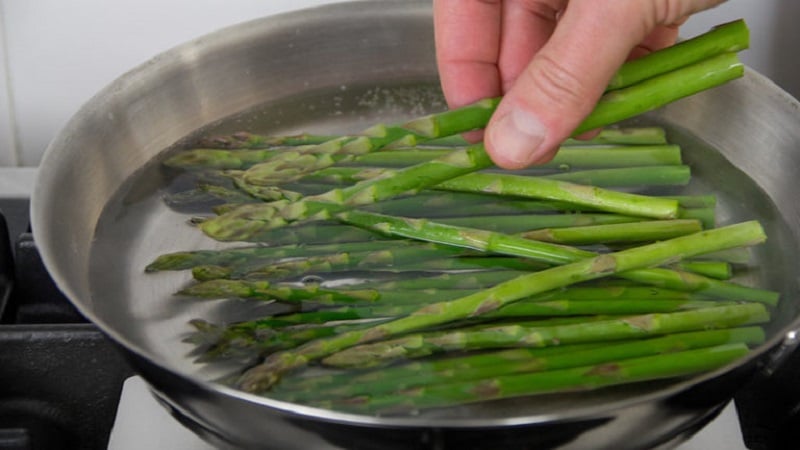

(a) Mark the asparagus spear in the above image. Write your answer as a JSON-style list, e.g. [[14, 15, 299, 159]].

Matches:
[[577, 52, 743, 134], [329, 343, 751, 413], [321, 304, 768, 368], [202, 52, 743, 243], [203, 157, 682, 242], [242, 98, 500, 186], [164, 183, 258, 209], [218, 244, 472, 280], [360, 144, 683, 169], [424, 127, 669, 147], [191, 315, 618, 363], [198, 126, 666, 152], [561, 126, 667, 145], [672, 261, 732, 280], [164, 143, 683, 172], [679, 206, 717, 230], [526, 285, 709, 301], [146, 239, 416, 272], [200, 144, 494, 240], [235, 221, 768, 393], [307, 163, 690, 190], [195, 297, 735, 365], [335, 210, 775, 302], [244, 26, 743, 186], [197, 132, 337, 149], [178, 280, 382, 305], [276, 327, 763, 401], [193, 284, 718, 338], [434, 172, 679, 219], [607, 20, 749, 90], [539, 165, 691, 188], [520, 219, 703, 245]]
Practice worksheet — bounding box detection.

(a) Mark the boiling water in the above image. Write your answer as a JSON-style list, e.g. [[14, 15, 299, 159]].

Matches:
[[88, 82, 800, 418]]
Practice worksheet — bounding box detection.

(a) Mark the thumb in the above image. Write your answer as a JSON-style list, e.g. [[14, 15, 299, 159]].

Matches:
[[485, 1, 653, 169]]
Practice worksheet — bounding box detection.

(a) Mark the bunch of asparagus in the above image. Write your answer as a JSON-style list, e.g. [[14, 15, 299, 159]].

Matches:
[[145, 20, 780, 414]]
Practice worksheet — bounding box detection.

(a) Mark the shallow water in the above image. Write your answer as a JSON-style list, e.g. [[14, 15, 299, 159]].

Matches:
[[87, 82, 799, 418]]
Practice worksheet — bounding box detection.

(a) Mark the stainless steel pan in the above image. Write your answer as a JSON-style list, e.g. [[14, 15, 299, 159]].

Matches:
[[31, 1, 800, 448]]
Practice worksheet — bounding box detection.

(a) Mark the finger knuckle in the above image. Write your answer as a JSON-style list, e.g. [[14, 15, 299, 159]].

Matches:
[[524, 52, 594, 114]]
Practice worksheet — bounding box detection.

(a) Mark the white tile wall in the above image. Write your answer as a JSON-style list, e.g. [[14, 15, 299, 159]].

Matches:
[[0, 1, 18, 166], [0, 0, 797, 167]]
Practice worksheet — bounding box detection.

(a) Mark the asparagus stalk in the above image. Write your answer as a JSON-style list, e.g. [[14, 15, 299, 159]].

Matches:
[[539, 165, 691, 188], [679, 206, 717, 229], [321, 303, 768, 368], [520, 219, 703, 245], [195, 285, 718, 338], [191, 306, 408, 331], [329, 343, 751, 413], [307, 163, 689, 189], [276, 327, 763, 401], [668, 195, 717, 209], [242, 98, 500, 186], [485, 299, 729, 319], [356, 144, 684, 169], [194, 158, 713, 242], [561, 126, 667, 145], [428, 126, 669, 147], [165, 184, 257, 209], [434, 172, 680, 219], [576, 52, 743, 134], [607, 20, 749, 90], [435, 213, 647, 233], [178, 280, 382, 304], [200, 144, 495, 241], [218, 244, 472, 280], [358, 270, 527, 291], [164, 143, 683, 172], [188, 214, 648, 278], [201, 189, 584, 242], [165, 148, 286, 171], [192, 315, 616, 363], [186, 253, 549, 282], [527, 285, 709, 302], [194, 297, 735, 364], [146, 239, 416, 272], [195, 120, 662, 153], [376, 193, 712, 221], [672, 261, 732, 280], [335, 210, 774, 302], [239, 26, 743, 186], [225, 166, 684, 241], [235, 221, 768, 392], [203, 52, 743, 242], [197, 132, 337, 149], [191, 318, 391, 362]]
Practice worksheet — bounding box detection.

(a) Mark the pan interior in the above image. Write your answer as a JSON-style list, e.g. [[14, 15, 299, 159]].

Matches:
[[86, 80, 800, 421]]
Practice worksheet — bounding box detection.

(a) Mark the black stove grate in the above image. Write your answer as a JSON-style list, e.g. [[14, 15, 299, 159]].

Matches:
[[0, 201, 133, 450]]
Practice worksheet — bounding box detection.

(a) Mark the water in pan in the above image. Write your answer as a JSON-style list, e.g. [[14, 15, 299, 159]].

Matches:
[[87, 81, 799, 419]]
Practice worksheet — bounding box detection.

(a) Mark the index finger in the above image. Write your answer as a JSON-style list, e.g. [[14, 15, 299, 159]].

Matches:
[[434, 0, 503, 108]]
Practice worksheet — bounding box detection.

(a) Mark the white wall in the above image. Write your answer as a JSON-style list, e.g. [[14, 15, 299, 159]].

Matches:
[[0, 0, 796, 167]]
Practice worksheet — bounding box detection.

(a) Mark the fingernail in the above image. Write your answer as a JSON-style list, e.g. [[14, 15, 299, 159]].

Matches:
[[488, 108, 547, 167]]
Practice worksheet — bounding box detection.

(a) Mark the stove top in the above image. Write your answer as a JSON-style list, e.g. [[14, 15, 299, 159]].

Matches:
[[0, 194, 134, 450], [0, 169, 798, 450]]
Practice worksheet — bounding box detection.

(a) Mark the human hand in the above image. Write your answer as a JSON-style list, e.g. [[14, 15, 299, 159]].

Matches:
[[434, 0, 726, 169]]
